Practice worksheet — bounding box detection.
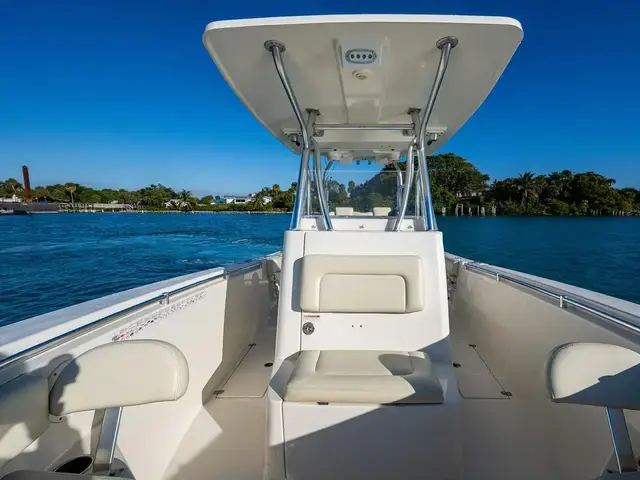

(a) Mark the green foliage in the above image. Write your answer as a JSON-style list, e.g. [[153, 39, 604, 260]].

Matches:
[[545, 199, 572, 216], [488, 169, 638, 215], [177, 190, 197, 212], [2, 153, 638, 215], [0, 178, 23, 198], [344, 153, 640, 216]]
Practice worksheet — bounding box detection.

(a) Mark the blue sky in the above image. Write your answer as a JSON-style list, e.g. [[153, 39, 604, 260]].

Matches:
[[1, 0, 639, 196]]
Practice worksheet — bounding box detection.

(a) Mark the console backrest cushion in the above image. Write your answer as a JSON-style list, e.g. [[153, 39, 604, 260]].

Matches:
[[297, 231, 449, 353], [300, 255, 423, 313]]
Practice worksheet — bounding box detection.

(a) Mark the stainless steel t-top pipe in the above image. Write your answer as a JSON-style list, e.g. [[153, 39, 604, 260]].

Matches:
[[417, 36, 458, 230], [264, 40, 313, 230], [417, 37, 457, 150], [312, 139, 333, 230], [265, 40, 309, 148], [394, 143, 415, 231]]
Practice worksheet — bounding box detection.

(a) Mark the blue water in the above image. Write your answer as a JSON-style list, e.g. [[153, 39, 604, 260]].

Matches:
[[1, 213, 639, 325]]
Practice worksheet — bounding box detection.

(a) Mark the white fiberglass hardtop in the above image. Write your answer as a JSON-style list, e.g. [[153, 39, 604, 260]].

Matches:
[[203, 14, 523, 157], [204, 14, 523, 232]]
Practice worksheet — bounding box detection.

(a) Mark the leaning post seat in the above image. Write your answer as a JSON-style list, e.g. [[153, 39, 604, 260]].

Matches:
[[286, 253, 445, 405], [284, 350, 444, 404], [266, 230, 462, 480]]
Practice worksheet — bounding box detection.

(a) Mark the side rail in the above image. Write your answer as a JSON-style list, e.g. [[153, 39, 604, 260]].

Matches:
[[445, 253, 640, 337], [0, 252, 282, 373]]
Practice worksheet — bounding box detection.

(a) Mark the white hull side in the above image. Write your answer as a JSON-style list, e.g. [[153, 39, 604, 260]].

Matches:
[[0, 259, 277, 480], [445, 253, 640, 479]]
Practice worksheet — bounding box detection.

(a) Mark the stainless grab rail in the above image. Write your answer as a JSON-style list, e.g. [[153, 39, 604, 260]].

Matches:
[[0, 260, 267, 371], [464, 262, 640, 336]]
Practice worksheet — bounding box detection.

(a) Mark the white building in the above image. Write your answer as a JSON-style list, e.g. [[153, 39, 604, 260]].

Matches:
[[222, 194, 255, 204]]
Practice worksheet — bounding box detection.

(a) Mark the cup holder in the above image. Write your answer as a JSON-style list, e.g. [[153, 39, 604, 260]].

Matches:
[[54, 455, 93, 474]]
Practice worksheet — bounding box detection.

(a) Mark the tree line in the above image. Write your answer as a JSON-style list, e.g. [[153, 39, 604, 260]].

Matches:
[[324, 153, 640, 216], [2, 153, 639, 215], [0, 178, 298, 212]]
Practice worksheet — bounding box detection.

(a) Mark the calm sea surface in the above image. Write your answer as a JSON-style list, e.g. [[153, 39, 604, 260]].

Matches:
[[1, 213, 639, 325]]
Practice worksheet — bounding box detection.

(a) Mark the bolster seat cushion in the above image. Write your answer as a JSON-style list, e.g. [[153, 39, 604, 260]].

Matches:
[[284, 350, 443, 404], [546, 342, 640, 409], [50, 340, 189, 416]]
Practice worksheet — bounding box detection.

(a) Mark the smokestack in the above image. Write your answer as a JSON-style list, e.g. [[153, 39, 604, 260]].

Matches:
[[22, 165, 31, 203]]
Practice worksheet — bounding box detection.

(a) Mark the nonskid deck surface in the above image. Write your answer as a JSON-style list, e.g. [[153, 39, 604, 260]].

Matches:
[[164, 303, 612, 480], [163, 313, 569, 480], [164, 319, 276, 480], [447, 297, 617, 480]]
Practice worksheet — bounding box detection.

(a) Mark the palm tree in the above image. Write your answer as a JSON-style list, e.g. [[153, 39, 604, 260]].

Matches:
[[271, 184, 281, 196], [178, 190, 196, 212], [65, 184, 77, 206], [516, 172, 537, 205], [1, 178, 23, 199], [348, 180, 356, 197], [251, 191, 266, 210]]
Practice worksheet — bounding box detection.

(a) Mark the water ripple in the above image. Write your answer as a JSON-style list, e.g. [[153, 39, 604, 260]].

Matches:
[[0, 213, 289, 324], [2, 214, 639, 326]]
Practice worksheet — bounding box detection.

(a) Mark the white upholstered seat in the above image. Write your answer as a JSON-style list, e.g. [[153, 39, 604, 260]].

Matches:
[[284, 350, 443, 404], [335, 207, 354, 216], [0, 340, 188, 480], [373, 207, 391, 216], [546, 342, 640, 409]]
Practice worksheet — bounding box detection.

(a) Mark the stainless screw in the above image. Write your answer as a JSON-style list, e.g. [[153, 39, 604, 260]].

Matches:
[[302, 322, 315, 335]]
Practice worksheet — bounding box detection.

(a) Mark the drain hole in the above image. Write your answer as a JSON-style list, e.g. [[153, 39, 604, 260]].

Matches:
[[54, 456, 93, 474]]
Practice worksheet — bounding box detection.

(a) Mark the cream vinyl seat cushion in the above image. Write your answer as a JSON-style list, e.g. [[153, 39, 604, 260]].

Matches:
[[284, 350, 443, 404], [50, 340, 189, 416], [300, 255, 423, 313], [546, 342, 640, 409]]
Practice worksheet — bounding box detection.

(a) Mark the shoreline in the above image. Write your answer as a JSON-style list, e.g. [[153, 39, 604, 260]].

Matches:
[[3, 210, 640, 218]]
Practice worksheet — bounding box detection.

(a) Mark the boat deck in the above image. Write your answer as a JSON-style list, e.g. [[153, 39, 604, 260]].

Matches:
[[163, 299, 614, 480], [164, 316, 276, 480]]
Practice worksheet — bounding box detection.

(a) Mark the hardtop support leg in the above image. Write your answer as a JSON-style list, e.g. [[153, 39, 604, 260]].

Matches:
[[394, 142, 415, 231], [265, 40, 321, 230], [415, 36, 458, 231], [312, 136, 333, 230]]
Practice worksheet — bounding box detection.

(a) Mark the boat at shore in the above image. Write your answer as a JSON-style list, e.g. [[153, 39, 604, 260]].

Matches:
[[2, 14, 640, 480]]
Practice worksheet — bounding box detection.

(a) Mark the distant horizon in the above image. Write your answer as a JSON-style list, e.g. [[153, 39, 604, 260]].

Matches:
[[2, 1, 639, 191], [3, 153, 638, 202]]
